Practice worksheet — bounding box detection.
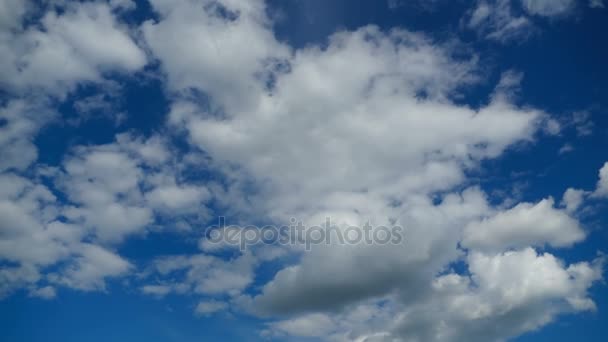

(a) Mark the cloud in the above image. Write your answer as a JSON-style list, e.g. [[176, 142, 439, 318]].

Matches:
[[0, 7, 152, 290], [0, 173, 72, 268], [463, 0, 578, 43], [521, 0, 575, 16], [0, 125, 211, 295], [269, 313, 335, 338], [593, 162, 608, 197], [572, 111, 594, 136], [59, 146, 153, 243], [141, 284, 172, 297], [144, 253, 256, 296], [462, 197, 585, 252], [195, 300, 228, 316], [0, 1, 146, 96], [590, 0, 605, 8], [0, 1, 605, 341], [137, 1, 605, 340], [468, 249, 601, 313], [28, 285, 57, 299], [0, 264, 40, 298], [56, 133, 211, 242], [465, 0, 533, 42], [0, 99, 55, 172], [0, 0, 30, 31], [562, 188, 587, 213], [145, 184, 210, 214], [48, 243, 132, 291], [143, 0, 289, 112], [261, 249, 603, 342], [174, 26, 541, 224], [559, 143, 574, 154]]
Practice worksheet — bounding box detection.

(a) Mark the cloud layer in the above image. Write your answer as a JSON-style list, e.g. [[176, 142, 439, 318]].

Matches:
[[0, 1, 605, 341]]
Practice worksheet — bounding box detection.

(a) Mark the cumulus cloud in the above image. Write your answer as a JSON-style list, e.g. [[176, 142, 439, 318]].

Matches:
[[562, 188, 587, 213], [0, 1, 605, 341], [0, 183, 65, 266], [143, 0, 289, 112], [0, 264, 40, 298], [462, 197, 585, 252], [136, 1, 605, 340], [55, 133, 212, 242], [262, 248, 602, 341], [0, 128, 211, 295], [142, 253, 256, 297], [59, 146, 153, 243], [0, 197, 129, 295], [0, 1, 146, 96], [0, 99, 54, 172], [593, 162, 608, 197], [172, 25, 541, 224], [48, 243, 132, 291]]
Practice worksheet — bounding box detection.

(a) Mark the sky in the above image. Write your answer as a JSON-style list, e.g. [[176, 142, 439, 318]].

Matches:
[[1, 0, 608, 341]]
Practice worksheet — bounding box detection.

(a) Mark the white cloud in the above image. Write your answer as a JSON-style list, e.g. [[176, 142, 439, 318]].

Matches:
[[139, 1, 604, 340], [270, 313, 336, 338], [143, 0, 289, 112], [60, 146, 153, 243], [464, 0, 578, 43], [48, 243, 132, 291], [145, 253, 256, 297], [248, 188, 489, 316], [0, 99, 54, 172], [0, 1, 146, 95], [0, 0, 32, 31], [175, 26, 541, 225], [115, 133, 171, 166], [56, 133, 210, 241], [145, 184, 210, 214], [521, 0, 575, 16], [262, 248, 602, 342], [562, 188, 587, 213], [0, 264, 40, 298], [0, 124, 212, 295], [465, 0, 533, 42], [29, 286, 57, 299], [593, 162, 608, 197], [462, 197, 585, 252], [0, 173, 73, 268], [0, 0, 30, 30], [195, 300, 228, 316], [468, 248, 602, 312], [0, 1, 604, 341], [141, 284, 172, 297]]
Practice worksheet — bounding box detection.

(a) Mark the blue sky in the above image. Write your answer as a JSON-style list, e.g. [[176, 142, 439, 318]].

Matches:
[[2, 0, 608, 341]]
